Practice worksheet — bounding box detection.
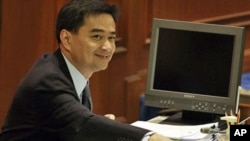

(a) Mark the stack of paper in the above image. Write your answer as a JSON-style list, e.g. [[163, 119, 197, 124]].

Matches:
[[131, 121, 217, 141]]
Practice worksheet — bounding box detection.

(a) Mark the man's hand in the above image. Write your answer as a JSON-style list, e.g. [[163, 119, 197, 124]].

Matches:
[[104, 114, 116, 120], [149, 133, 174, 141]]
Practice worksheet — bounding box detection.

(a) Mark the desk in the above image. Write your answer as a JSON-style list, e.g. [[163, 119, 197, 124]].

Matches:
[[143, 115, 229, 141]]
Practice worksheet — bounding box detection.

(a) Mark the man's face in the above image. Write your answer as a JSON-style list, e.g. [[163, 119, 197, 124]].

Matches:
[[69, 13, 116, 77]]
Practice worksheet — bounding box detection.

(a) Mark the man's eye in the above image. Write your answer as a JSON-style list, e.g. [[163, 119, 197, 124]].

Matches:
[[92, 35, 102, 40], [109, 36, 116, 42]]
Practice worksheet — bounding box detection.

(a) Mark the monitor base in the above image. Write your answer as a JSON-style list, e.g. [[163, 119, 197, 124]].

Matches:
[[159, 110, 222, 125]]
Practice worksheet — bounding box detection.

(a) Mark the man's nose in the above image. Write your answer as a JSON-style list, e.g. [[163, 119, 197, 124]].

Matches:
[[102, 40, 113, 50]]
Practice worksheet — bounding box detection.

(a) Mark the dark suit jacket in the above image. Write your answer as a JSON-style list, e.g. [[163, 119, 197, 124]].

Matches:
[[0, 49, 149, 141]]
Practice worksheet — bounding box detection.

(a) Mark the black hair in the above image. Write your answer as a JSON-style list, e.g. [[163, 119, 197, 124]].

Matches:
[[56, 0, 119, 43]]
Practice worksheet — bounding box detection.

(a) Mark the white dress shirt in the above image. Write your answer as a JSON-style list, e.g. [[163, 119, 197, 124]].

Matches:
[[61, 53, 87, 101]]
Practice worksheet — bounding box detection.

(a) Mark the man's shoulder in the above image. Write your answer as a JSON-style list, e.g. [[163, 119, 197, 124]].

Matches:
[[29, 53, 60, 77], [20, 52, 72, 90]]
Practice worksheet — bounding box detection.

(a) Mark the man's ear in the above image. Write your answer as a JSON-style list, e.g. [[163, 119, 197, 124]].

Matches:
[[60, 29, 72, 51]]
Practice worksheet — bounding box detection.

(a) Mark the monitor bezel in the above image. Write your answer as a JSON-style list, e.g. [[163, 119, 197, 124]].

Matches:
[[145, 18, 246, 115]]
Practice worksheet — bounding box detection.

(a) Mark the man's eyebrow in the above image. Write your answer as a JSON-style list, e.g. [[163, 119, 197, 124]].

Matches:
[[90, 28, 116, 35]]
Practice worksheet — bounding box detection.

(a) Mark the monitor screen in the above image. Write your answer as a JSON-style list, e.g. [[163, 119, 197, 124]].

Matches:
[[145, 18, 246, 124]]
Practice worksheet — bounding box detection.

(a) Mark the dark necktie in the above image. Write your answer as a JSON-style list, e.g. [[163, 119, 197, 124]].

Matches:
[[81, 86, 92, 111]]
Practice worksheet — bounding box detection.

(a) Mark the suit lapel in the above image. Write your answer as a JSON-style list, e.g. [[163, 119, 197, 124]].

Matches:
[[54, 49, 74, 84]]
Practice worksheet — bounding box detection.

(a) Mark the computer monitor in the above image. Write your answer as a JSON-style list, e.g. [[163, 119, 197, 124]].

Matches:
[[144, 18, 246, 125]]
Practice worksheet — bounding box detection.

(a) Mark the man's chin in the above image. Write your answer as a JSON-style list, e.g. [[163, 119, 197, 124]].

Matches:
[[96, 65, 108, 72], [101, 66, 108, 70]]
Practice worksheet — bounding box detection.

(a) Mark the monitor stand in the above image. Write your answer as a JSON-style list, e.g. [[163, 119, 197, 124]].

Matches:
[[159, 110, 222, 125]]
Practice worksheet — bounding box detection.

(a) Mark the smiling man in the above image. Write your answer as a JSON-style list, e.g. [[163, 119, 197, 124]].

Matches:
[[0, 0, 173, 141]]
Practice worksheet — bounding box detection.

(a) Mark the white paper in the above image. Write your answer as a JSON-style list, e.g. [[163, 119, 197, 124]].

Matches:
[[131, 121, 217, 141]]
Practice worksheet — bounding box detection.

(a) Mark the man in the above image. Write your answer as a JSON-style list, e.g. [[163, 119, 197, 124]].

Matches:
[[0, 0, 173, 141]]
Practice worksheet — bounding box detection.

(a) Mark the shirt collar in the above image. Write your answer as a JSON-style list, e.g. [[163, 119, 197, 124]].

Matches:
[[61, 52, 88, 97]]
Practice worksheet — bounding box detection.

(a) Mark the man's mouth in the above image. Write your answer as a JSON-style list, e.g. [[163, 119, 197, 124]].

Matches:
[[95, 54, 109, 60]]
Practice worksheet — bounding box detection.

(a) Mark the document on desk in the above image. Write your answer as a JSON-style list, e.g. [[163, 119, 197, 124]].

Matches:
[[131, 121, 217, 141]]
